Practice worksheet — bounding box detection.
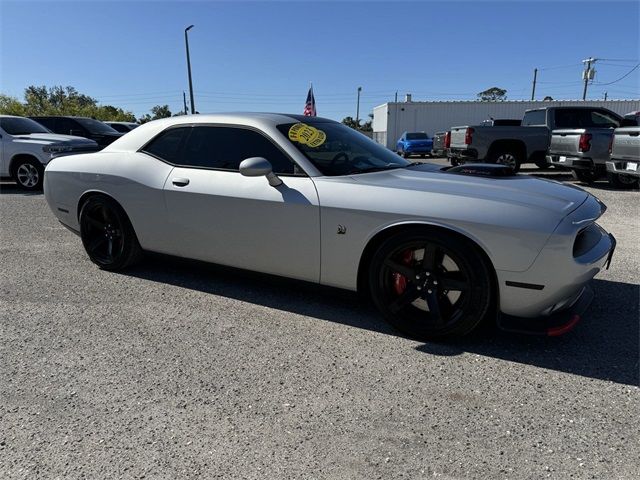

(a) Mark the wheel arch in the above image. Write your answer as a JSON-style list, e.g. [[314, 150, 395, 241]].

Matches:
[[9, 153, 42, 176], [486, 139, 527, 161], [77, 190, 125, 221], [356, 222, 498, 303]]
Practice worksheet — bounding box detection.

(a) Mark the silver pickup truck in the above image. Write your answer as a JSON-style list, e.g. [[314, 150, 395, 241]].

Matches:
[[546, 109, 633, 183], [448, 106, 624, 172], [606, 126, 639, 189]]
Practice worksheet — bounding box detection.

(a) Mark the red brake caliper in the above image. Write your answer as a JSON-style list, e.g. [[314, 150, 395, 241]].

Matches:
[[393, 249, 415, 295]]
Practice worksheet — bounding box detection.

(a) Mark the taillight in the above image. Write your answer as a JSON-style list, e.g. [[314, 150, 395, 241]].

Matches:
[[578, 133, 592, 152], [465, 127, 474, 145], [608, 135, 614, 154], [444, 131, 451, 148]]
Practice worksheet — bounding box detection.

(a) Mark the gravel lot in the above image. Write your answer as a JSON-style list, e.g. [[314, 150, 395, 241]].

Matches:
[[1, 161, 638, 479]]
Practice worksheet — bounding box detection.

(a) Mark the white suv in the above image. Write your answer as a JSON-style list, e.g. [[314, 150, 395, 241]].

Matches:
[[0, 115, 99, 190]]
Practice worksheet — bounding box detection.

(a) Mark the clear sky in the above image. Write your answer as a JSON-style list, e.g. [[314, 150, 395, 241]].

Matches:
[[1, 0, 638, 121]]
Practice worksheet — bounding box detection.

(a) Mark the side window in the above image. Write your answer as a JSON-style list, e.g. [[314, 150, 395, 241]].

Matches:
[[522, 110, 546, 126], [57, 118, 80, 135], [142, 127, 189, 163], [591, 110, 620, 128], [33, 118, 54, 130], [180, 126, 297, 175]]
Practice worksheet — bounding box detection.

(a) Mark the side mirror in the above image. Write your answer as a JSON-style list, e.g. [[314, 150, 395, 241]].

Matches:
[[239, 157, 282, 187]]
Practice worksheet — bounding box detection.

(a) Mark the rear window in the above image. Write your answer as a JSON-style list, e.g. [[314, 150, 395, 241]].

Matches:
[[554, 109, 620, 129], [522, 110, 546, 126], [406, 132, 429, 140]]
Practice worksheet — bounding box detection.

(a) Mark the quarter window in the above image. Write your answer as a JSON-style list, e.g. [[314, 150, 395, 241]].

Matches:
[[142, 127, 189, 163], [180, 126, 297, 174]]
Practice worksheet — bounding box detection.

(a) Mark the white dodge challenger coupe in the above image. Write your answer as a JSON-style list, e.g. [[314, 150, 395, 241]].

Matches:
[[43, 113, 616, 339]]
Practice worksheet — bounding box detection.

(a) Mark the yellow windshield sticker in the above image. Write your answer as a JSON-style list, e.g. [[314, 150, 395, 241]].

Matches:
[[288, 123, 326, 147]]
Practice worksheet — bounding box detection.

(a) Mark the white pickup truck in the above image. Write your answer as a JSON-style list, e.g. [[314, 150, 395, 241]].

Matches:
[[0, 115, 99, 190]]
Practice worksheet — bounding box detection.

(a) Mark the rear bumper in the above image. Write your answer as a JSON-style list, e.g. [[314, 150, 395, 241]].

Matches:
[[449, 148, 478, 160], [547, 154, 595, 170], [606, 159, 640, 178]]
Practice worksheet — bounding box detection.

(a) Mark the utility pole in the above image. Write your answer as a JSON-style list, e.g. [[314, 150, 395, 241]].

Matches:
[[531, 68, 537, 101], [356, 86, 362, 127], [185, 25, 196, 114], [582, 57, 597, 100], [183, 91, 188, 114], [394, 91, 398, 103], [604, 91, 608, 101]]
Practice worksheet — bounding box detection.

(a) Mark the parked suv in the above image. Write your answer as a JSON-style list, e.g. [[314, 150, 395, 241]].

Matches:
[[30, 116, 123, 147], [396, 132, 433, 158], [0, 115, 98, 190]]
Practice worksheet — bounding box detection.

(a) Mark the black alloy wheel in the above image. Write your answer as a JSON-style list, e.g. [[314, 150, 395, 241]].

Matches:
[[369, 229, 492, 340], [79, 195, 142, 271]]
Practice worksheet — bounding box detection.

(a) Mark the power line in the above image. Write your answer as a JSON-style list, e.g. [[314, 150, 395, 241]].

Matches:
[[594, 64, 640, 86]]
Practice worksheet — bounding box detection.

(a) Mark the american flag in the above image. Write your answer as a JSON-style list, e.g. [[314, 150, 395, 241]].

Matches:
[[303, 85, 316, 117]]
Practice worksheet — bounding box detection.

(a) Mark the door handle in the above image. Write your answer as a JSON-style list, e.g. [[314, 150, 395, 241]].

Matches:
[[172, 178, 190, 187]]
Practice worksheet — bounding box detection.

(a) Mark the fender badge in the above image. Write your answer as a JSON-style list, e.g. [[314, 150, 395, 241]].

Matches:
[[337, 225, 347, 235]]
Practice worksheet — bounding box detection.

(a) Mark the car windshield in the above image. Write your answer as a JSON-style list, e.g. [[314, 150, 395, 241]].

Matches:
[[75, 117, 120, 134], [277, 121, 411, 176], [0, 117, 51, 135], [406, 132, 429, 140]]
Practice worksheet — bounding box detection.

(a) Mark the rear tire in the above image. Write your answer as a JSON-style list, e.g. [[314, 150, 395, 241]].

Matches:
[[368, 228, 492, 340], [403, 151, 410, 159], [79, 195, 143, 271], [12, 157, 44, 191], [490, 149, 522, 172], [607, 172, 639, 189]]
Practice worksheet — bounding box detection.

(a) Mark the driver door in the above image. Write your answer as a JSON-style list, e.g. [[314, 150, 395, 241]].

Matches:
[[159, 125, 321, 283]]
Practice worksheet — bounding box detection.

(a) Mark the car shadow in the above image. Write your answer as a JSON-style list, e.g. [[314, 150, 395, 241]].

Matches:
[[0, 183, 42, 196], [124, 256, 638, 386]]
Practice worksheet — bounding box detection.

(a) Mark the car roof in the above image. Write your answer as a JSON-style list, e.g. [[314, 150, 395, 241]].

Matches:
[[102, 113, 339, 152]]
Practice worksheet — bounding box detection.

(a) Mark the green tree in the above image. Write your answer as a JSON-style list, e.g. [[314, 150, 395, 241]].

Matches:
[[341, 116, 360, 129], [150, 105, 172, 119], [0, 94, 26, 116], [360, 113, 374, 132], [1, 85, 137, 121], [477, 87, 507, 102]]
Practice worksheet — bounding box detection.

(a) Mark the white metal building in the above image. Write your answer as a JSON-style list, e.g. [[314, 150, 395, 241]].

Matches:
[[372, 97, 640, 149]]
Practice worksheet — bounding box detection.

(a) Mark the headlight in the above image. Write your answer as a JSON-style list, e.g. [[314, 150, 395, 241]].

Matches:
[[43, 144, 74, 153]]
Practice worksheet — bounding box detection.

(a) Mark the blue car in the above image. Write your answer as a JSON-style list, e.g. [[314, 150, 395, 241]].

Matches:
[[396, 131, 433, 158]]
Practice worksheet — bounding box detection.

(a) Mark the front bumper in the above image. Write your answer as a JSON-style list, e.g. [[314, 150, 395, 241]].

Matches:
[[606, 159, 640, 178], [498, 284, 594, 335], [495, 195, 615, 333]]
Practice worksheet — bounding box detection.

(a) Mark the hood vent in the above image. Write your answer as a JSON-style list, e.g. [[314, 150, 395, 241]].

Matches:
[[446, 164, 516, 177]]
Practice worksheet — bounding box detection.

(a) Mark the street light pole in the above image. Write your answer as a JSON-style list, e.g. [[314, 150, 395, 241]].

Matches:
[[356, 86, 362, 128], [185, 25, 195, 114]]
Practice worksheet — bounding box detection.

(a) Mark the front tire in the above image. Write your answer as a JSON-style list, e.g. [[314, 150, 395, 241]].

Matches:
[[12, 157, 44, 191], [79, 195, 143, 271], [368, 229, 492, 340]]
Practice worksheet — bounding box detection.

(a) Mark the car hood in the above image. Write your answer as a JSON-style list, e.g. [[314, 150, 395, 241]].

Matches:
[[348, 164, 589, 216], [13, 133, 98, 146]]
